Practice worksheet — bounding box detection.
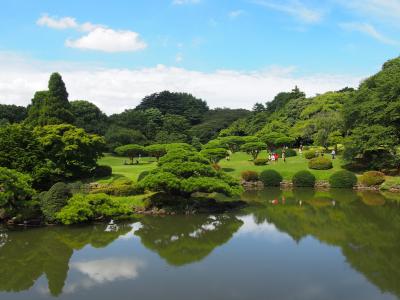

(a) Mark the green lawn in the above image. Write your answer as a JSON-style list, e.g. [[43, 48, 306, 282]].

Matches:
[[97, 154, 157, 183], [219, 151, 346, 180], [99, 151, 346, 183]]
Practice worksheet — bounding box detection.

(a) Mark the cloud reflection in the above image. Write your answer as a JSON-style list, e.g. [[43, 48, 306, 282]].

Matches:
[[236, 215, 291, 243]]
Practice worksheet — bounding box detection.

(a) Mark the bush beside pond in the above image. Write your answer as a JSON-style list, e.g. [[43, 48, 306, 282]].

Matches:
[[329, 170, 358, 188], [292, 170, 316, 187], [241, 170, 259, 182], [259, 170, 283, 187], [360, 171, 386, 187], [40, 182, 71, 223], [56, 193, 131, 225], [308, 156, 333, 170]]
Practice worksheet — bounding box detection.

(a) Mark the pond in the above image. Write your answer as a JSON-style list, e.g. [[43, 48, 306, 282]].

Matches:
[[1, 189, 400, 300]]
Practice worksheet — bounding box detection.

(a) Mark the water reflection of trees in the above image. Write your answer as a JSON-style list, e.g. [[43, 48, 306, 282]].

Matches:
[[135, 214, 243, 266], [0, 224, 132, 296], [244, 188, 400, 297]]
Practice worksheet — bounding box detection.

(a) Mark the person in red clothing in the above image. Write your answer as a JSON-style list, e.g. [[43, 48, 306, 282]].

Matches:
[[275, 153, 279, 162]]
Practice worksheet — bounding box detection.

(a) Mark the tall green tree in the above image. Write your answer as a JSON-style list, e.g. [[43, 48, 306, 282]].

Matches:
[[26, 73, 74, 126], [70, 100, 108, 135]]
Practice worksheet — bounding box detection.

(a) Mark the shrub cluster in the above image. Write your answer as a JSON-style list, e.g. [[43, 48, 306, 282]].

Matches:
[[92, 165, 112, 178], [304, 150, 317, 159], [241, 170, 259, 182], [91, 178, 141, 196], [259, 170, 282, 187], [292, 170, 316, 187], [360, 171, 386, 186], [40, 182, 72, 223], [308, 156, 333, 170], [254, 158, 268, 166], [329, 170, 358, 188], [56, 193, 131, 225]]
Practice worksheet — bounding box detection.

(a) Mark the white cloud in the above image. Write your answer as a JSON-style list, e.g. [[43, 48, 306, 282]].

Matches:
[[337, 0, 400, 25], [37, 14, 78, 29], [339, 22, 399, 46], [37, 14, 103, 32], [172, 0, 201, 5], [37, 14, 146, 52], [229, 10, 245, 19], [0, 52, 363, 115], [253, 0, 323, 24], [66, 28, 147, 52]]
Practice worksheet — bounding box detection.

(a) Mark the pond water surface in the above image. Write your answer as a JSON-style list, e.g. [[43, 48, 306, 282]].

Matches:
[[1, 189, 400, 300]]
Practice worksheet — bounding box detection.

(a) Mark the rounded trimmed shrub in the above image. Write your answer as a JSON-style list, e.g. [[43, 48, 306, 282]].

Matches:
[[292, 170, 316, 187], [259, 170, 283, 187], [329, 170, 357, 188], [308, 156, 333, 170], [304, 150, 317, 159], [254, 158, 268, 166], [275, 148, 297, 157], [92, 165, 112, 178], [360, 171, 386, 187], [241, 170, 259, 182], [40, 182, 72, 223]]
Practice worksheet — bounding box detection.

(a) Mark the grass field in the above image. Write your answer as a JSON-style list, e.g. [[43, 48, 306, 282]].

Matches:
[[219, 151, 345, 180], [97, 154, 157, 183], [98, 150, 346, 182]]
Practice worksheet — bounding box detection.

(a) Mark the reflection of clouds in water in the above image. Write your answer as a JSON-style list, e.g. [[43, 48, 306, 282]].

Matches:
[[118, 222, 143, 240], [61, 258, 145, 294], [236, 215, 291, 243], [188, 218, 222, 238]]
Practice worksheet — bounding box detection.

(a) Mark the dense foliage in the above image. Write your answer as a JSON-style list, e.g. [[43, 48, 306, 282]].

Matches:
[[360, 171, 386, 187], [114, 144, 146, 164], [292, 170, 316, 187], [139, 149, 242, 197], [56, 193, 130, 225], [40, 182, 71, 222], [329, 170, 358, 188], [259, 170, 283, 187], [241, 170, 259, 182], [308, 156, 333, 170]]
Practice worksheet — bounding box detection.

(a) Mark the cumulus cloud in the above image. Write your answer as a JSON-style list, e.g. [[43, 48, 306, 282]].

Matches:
[[340, 22, 399, 45], [37, 14, 78, 29], [66, 28, 147, 52], [36, 14, 146, 52], [0, 52, 363, 115], [253, 0, 324, 24]]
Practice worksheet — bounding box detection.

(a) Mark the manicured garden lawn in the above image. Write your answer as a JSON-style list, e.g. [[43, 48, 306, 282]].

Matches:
[[98, 151, 346, 183], [219, 151, 346, 180], [97, 154, 157, 182]]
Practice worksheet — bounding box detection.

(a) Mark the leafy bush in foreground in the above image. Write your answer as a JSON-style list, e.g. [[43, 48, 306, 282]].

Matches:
[[0, 167, 35, 216], [259, 170, 283, 187], [56, 193, 130, 225], [241, 170, 259, 182], [40, 182, 71, 222], [329, 170, 357, 188], [360, 171, 386, 187], [292, 170, 316, 187], [308, 156, 333, 170]]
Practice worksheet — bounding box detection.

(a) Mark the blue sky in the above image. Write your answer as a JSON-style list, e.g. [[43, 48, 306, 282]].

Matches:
[[0, 0, 399, 113]]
